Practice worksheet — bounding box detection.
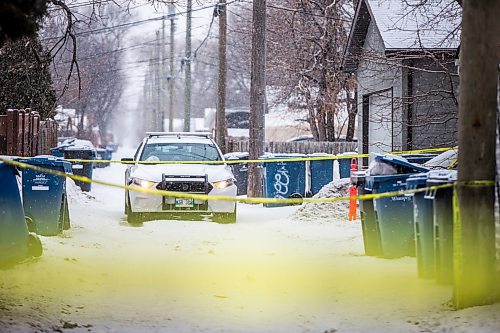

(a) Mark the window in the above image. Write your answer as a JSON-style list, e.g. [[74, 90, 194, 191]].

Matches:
[[140, 143, 221, 162]]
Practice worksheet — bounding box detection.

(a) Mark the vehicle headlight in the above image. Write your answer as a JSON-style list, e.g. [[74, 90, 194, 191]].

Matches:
[[131, 178, 156, 189], [213, 178, 235, 189]]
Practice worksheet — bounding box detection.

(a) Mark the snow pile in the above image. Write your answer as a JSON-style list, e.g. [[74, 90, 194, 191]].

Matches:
[[66, 178, 95, 203], [294, 178, 352, 222]]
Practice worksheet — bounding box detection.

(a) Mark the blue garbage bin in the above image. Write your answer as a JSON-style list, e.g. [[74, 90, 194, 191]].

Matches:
[[425, 170, 457, 284], [95, 148, 107, 168], [50, 142, 73, 158], [309, 153, 334, 196], [406, 173, 434, 278], [365, 154, 429, 258], [224, 152, 249, 196], [106, 143, 119, 153], [352, 170, 382, 256], [337, 152, 357, 179], [63, 147, 97, 192], [104, 148, 113, 167], [0, 161, 42, 265], [261, 154, 307, 207], [19, 156, 73, 236]]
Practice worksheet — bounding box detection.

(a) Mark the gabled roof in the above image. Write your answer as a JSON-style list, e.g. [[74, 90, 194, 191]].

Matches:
[[343, 0, 461, 72]]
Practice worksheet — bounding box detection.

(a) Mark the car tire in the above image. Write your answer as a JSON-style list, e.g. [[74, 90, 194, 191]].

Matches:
[[213, 207, 237, 224], [126, 194, 143, 225], [124, 190, 130, 215], [127, 211, 142, 226]]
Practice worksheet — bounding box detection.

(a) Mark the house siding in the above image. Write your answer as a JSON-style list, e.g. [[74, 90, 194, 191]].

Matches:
[[356, 19, 403, 156], [402, 58, 459, 150]]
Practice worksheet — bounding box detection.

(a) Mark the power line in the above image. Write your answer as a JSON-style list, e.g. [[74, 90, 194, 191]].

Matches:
[[42, 0, 241, 42], [49, 22, 211, 64], [237, 0, 351, 22]]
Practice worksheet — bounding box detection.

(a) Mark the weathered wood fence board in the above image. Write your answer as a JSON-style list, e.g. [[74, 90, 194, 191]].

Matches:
[[37, 119, 58, 155], [226, 138, 358, 155], [0, 109, 57, 157]]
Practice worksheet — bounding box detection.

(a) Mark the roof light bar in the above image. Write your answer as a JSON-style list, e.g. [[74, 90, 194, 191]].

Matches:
[[146, 132, 212, 138]]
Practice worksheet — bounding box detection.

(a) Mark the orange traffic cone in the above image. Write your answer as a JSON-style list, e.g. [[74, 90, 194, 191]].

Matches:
[[348, 158, 358, 221]]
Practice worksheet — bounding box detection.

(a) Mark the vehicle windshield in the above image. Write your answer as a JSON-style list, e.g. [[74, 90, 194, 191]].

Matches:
[[140, 143, 221, 162]]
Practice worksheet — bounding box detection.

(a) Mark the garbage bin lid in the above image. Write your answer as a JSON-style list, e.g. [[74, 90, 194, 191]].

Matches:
[[259, 153, 306, 159], [307, 153, 334, 156], [351, 170, 367, 184], [373, 153, 429, 173], [424, 148, 458, 169], [64, 145, 96, 151], [61, 138, 95, 148], [224, 152, 249, 160], [427, 169, 457, 183], [16, 155, 73, 173], [406, 172, 429, 186]]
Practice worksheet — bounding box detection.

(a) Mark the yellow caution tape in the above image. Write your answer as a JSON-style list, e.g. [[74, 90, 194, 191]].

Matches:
[[65, 146, 456, 165], [0, 156, 491, 205]]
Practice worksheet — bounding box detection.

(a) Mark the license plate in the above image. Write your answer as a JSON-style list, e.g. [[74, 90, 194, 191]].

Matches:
[[175, 198, 194, 208]]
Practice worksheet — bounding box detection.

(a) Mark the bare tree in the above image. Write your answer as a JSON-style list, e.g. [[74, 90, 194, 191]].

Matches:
[[43, 2, 130, 144], [227, 0, 357, 142]]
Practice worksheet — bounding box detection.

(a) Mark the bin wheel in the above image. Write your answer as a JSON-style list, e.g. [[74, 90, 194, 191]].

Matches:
[[288, 193, 304, 205], [62, 197, 71, 230], [27, 233, 43, 258], [25, 216, 36, 233], [213, 207, 237, 224]]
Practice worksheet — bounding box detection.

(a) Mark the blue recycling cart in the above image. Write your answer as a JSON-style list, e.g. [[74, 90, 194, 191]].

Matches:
[[337, 152, 357, 179], [261, 154, 307, 207], [63, 147, 97, 192], [224, 152, 249, 196], [406, 173, 434, 278], [308, 153, 334, 196], [425, 170, 457, 284], [19, 156, 73, 236], [365, 154, 429, 258], [50, 142, 73, 158], [0, 160, 43, 265], [104, 147, 113, 166], [352, 170, 382, 256], [95, 148, 108, 168]]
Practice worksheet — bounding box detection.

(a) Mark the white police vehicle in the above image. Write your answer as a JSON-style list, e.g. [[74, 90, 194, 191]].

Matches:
[[122, 132, 237, 224]]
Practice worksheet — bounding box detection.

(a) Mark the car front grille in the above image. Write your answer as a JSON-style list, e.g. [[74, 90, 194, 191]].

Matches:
[[158, 181, 209, 193], [158, 174, 211, 212]]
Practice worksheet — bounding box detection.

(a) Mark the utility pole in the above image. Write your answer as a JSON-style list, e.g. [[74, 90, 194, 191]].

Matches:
[[247, 0, 266, 198], [155, 30, 162, 132], [143, 67, 150, 134], [161, 15, 167, 131], [168, 2, 176, 132], [454, 0, 500, 309], [184, 0, 192, 132], [216, 0, 227, 152]]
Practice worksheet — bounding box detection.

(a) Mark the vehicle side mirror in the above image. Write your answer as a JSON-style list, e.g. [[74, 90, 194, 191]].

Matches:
[[121, 158, 134, 164]]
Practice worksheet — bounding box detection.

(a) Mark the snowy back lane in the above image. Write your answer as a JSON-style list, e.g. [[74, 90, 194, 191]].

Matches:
[[0, 148, 499, 332]]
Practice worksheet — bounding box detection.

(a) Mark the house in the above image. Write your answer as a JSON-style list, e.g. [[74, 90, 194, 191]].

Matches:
[[343, 0, 461, 155]]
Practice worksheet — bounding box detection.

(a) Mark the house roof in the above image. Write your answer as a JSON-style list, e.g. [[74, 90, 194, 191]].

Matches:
[[343, 0, 461, 72]]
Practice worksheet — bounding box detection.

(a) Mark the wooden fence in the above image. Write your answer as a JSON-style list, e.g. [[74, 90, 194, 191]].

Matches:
[[226, 138, 358, 155], [0, 109, 57, 157]]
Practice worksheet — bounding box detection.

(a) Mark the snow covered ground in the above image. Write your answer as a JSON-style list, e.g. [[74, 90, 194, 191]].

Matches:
[[0, 147, 499, 332]]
